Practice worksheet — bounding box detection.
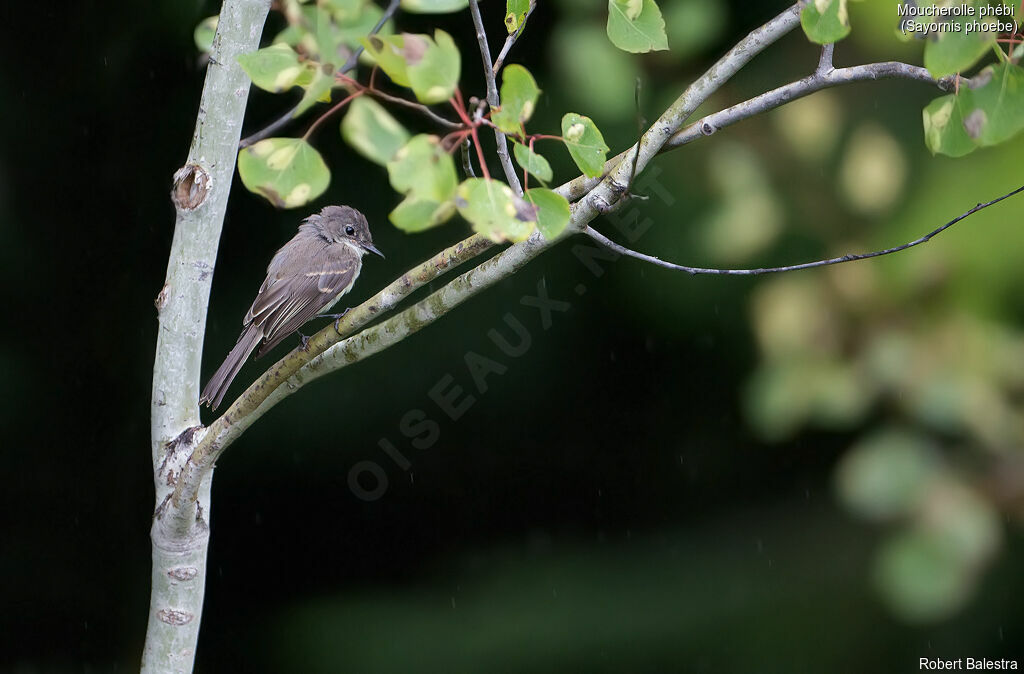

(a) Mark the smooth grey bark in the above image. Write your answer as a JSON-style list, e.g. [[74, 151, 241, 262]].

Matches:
[[144, 0, 271, 671]]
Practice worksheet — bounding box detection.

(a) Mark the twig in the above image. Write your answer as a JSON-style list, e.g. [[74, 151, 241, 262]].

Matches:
[[239, 101, 301, 149], [461, 138, 477, 177], [817, 43, 834, 74], [571, 3, 803, 225], [557, 59, 956, 203], [167, 233, 497, 527], [585, 184, 1024, 276], [302, 90, 363, 139], [666, 61, 954, 151], [492, 0, 535, 74], [364, 86, 463, 129], [237, 0, 400, 148], [467, 0, 524, 193]]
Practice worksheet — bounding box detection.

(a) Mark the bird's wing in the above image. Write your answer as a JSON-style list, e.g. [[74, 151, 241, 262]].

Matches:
[[245, 241, 359, 358]]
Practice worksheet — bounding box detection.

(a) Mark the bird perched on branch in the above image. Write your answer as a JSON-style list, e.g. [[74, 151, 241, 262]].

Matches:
[[200, 205, 384, 409]]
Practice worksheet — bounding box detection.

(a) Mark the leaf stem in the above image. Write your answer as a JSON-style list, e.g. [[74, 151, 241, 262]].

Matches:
[[301, 90, 363, 140]]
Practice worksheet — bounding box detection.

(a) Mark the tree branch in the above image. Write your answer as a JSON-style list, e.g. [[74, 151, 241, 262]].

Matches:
[[165, 233, 496, 529], [585, 182, 1024, 275], [145, 0, 271, 671], [238, 0, 400, 148], [170, 5, 811, 463], [163, 5, 807, 524], [568, 3, 802, 225], [558, 59, 955, 204], [468, 0, 524, 193]]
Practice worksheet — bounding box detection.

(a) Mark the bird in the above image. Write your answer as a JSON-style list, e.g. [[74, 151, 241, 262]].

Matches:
[[199, 205, 384, 409]]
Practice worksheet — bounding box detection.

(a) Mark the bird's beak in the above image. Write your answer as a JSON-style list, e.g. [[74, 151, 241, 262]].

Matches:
[[362, 242, 385, 258]]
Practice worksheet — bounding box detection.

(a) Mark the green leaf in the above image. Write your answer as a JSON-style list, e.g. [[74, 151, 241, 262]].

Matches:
[[335, 3, 388, 49], [360, 34, 412, 86], [238, 138, 330, 208], [958, 63, 1024, 147], [606, 0, 668, 53], [237, 44, 313, 93], [505, 0, 531, 34], [387, 134, 459, 202], [308, 5, 345, 65], [342, 97, 411, 166], [922, 94, 976, 158], [456, 178, 537, 242], [389, 196, 457, 232], [293, 64, 337, 117], [407, 30, 461, 104], [800, 0, 850, 45], [622, 0, 643, 20], [561, 113, 610, 178], [513, 143, 553, 182], [492, 65, 541, 134], [524, 188, 570, 239], [194, 16, 218, 53], [401, 0, 468, 13], [922, 10, 997, 78]]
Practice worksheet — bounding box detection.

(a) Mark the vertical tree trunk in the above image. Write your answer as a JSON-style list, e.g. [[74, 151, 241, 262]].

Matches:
[[142, 1, 270, 671]]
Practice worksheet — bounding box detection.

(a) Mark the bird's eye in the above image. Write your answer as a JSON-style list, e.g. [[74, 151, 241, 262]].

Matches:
[[344, 225, 355, 236]]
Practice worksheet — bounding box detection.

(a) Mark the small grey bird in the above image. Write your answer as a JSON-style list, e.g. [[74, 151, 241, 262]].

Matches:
[[200, 205, 383, 409]]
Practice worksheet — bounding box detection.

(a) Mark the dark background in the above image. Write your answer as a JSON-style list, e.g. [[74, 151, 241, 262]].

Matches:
[[3, 0, 1023, 671]]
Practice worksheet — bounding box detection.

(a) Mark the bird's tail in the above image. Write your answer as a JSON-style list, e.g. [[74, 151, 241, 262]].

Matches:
[[199, 326, 262, 410]]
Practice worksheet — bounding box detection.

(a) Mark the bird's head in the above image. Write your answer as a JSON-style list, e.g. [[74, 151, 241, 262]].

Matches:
[[312, 205, 384, 258]]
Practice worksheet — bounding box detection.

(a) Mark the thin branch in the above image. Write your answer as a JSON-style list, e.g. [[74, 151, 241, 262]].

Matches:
[[557, 59, 956, 204], [468, 0, 524, 193], [302, 90, 362, 139], [165, 233, 496, 530], [238, 0, 399, 148], [570, 3, 803, 226], [238, 101, 301, 149], [817, 43, 835, 74], [168, 5, 810, 507], [666, 61, 954, 151], [492, 0, 535, 74], [365, 86, 463, 129], [461, 138, 477, 177], [165, 2, 961, 538], [585, 184, 1024, 275]]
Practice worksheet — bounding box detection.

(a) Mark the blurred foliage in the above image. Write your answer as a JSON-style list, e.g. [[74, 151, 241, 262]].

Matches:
[[735, 0, 1024, 621]]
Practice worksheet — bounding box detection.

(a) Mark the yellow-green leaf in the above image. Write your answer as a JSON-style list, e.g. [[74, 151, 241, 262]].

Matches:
[[505, 0, 531, 33], [800, 0, 850, 45], [401, 0, 468, 13], [194, 16, 218, 53], [456, 178, 537, 242], [606, 0, 668, 53], [387, 134, 458, 202], [492, 65, 541, 134], [524, 188, 570, 239], [407, 30, 461, 104], [389, 196, 457, 232], [342, 97, 411, 166], [561, 113, 610, 178], [513, 143, 553, 182], [238, 138, 330, 209]]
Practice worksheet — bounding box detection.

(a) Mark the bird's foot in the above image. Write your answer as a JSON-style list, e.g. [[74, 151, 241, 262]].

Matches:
[[297, 332, 311, 351], [317, 307, 351, 334]]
